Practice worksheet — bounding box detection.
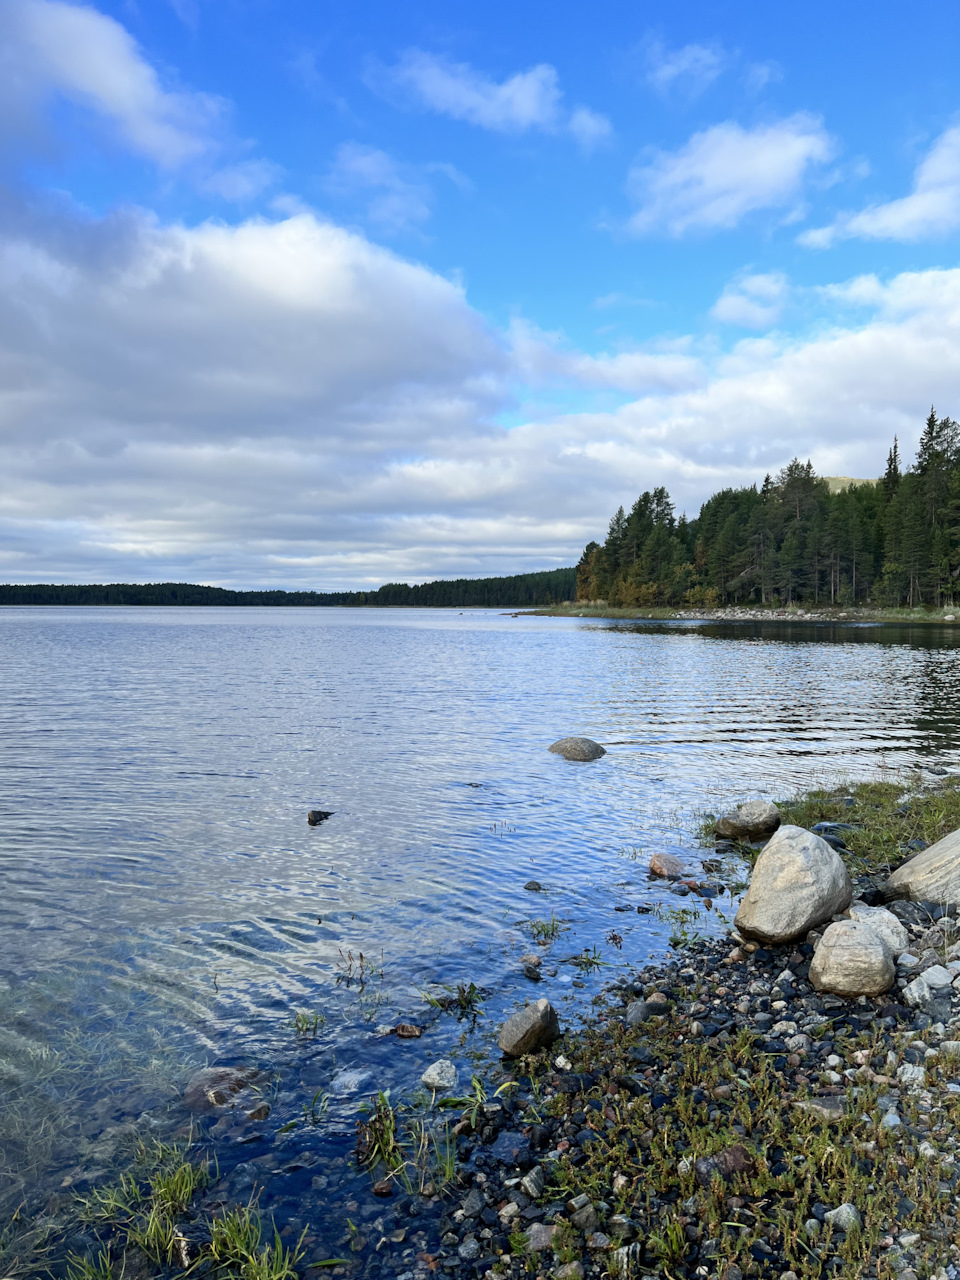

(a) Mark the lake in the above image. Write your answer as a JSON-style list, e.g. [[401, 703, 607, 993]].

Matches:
[[1, 607, 958, 1268]]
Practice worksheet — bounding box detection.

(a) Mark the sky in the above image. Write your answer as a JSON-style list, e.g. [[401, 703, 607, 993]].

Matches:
[[1, 0, 959, 588]]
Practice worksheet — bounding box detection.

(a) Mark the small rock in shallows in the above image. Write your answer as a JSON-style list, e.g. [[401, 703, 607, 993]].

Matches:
[[649, 852, 685, 878], [420, 1059, 458, 1092], [548, 736, 605, 762]]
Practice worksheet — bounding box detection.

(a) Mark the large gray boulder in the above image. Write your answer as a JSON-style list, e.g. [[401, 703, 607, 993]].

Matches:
[[548, 737, 605, 762], [734, 825, 853, 945], [498, 998, 560, 1057], [715, 800, 781, 841], [809, 920, 895, 997], [883, 827, 960, 907]]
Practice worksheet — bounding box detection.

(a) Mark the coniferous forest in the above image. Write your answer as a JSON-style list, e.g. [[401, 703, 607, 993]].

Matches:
[[577, 409, 960, 609], [0, 567, 576, 608]]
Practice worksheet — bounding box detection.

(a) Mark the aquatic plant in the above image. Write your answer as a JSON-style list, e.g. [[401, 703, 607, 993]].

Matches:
[[528, 911, 568, 942], [289, 1009, 325, 1036], [208, 1202, 306, 1280], [419, 980, 484, 1019], [571, 945, 608, 972]]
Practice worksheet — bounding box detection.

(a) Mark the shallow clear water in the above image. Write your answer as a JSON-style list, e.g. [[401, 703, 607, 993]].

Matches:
[[1, 607, 959, 1263]]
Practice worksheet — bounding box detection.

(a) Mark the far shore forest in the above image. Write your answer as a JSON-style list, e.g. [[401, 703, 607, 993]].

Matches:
[[577, 409, 960, 609]]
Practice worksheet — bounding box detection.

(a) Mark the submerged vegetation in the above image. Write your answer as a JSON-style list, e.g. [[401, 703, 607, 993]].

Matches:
[[578, 408, 960, 609]]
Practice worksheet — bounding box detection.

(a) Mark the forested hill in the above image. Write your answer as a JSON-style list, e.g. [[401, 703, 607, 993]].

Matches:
[[577, 408, 960, 609], [0, 567, 576, 608]]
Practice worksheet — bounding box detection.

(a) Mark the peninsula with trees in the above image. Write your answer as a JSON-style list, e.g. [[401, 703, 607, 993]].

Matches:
[[577, 408, 960, 610]]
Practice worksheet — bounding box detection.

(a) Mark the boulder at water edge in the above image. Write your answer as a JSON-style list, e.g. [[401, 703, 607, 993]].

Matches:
[[548, 737, 606, 762], [498, 998, 561, 1057], [715, 800, 781, 841], [809, 920, 895, 997], [734, 824, 853, 945], [882, 827, 960, 907]]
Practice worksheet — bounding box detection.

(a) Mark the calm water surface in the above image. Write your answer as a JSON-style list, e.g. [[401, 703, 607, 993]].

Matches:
[[1, 607, 959, 1261]]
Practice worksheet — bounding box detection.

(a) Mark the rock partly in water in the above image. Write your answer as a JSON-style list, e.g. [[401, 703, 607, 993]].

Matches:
[[183, 1066, 258, 1112], [648, 852, 685, 878], [548, 737, 606, 762], [883, 826, 960, 907], [307, 810, 334, 825], [715, 800, 781, 841], [809, 920, 895, 997], [498, 998, 561, 1057], [734, 825, 853, 946], [421, 1059, 458, 1092], [524, 880, 544, 891], [844, 902, 910, 953]]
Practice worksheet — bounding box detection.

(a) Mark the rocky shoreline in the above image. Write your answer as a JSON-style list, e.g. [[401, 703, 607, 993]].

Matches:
[[46, 778, 960, 1280], [525, 605, 959, 625], [400, 793, 960, 1280]]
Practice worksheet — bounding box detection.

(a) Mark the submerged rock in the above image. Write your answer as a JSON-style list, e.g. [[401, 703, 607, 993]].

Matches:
[[183, 1066, 258, 1112], [883, 826, 960, 907], [548, 737, 606, 762], [809, 920, 895, 997], [498, 998, 560, 1057], [715, 800, 781, 841], [734, 825, 852, 945]]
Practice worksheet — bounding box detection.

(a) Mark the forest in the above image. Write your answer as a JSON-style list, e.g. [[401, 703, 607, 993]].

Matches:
[[0, 567, 577, 608], [577, 408, 960, 609]]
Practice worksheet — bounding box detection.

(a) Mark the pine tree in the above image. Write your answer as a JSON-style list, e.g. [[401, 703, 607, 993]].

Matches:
[[883, 437, 901, 498]]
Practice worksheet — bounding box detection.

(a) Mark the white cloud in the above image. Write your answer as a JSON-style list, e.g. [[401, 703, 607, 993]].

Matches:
[[627, 114, 834, 235], [376, 49, 611, 147], [0, 0, 222, 166], [743, 61, 781, 94], [644, 39, 726, 97], [711, 272, 789, 328], [1, 204, 959, 587], [510, 320, 704, 393], [569, 106, 612, 152], [383, 49, 562, 132], [201, 159, 283, 202], [325, 144, 434, 232], [800, 124, 960, 247]]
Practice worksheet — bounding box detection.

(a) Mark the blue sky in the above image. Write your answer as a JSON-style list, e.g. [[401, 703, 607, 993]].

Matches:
[[1, 0, 959, 587]]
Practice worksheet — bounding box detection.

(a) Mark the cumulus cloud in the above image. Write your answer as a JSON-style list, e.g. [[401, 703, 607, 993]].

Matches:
[[800, 124, 960, 247], [0, 0, 222, 165], [627, 114, 834, 235], [711, 272, 789, 328], [643, 39, 727, 97], [1, 204, 959, 587], [375, 49, 611, 147]]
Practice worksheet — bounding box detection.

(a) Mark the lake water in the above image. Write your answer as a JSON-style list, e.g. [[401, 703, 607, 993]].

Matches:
[[1, 607, 959, 1268]]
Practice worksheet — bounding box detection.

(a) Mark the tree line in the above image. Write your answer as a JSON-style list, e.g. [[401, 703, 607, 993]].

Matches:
[[0, 567, 577, 609], [577, 408, 960, 609]]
